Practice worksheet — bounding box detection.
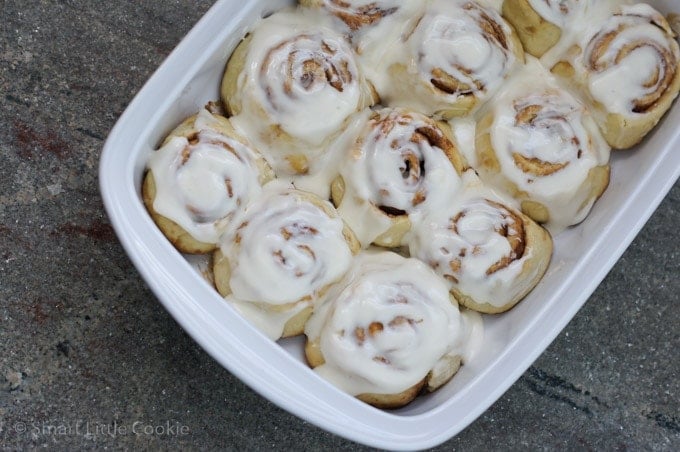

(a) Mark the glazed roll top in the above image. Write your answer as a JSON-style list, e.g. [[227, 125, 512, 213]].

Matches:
[[332, 107, 467, 247], [220, 183, 356, 305], [584, 4, 679, 117], [492, 91, 606, 189], [223, 8, 375, 174], [146, 108, 271, 247], [305, 251, 480, 397], [476, 59, 610, 230], [441, 198, 527, 279], [379, 0, 522, 118], [409, 171, 552, 313]]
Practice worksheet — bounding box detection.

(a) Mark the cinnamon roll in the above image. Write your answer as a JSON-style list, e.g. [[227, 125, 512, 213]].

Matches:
[[378, 0, 524, 119], [331, 107, 468, 248], [221, 8, 377, 175], [572, 4, 680, 149], [305, 251, 482, 408], [213, 182, 361, 340], [143, 107, 274, 254], [475, 59, 610, 231], [502, 0, 584, 57], [409, 171, 552, 314]]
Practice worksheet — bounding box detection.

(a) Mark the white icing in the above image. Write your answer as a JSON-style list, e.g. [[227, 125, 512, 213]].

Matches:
[[322, 0, 427, 78], [277, 109, 372, 201], [449, 117, 477, 167], [535, 1, 679, 119], [148, 108, 263, 244], [335, 108, 465, 247], [585, 4, 679, 116], [410, 171, 534, 308], [221, 182, 353, 306], [353, 2, 426, 95], [459, 308, 485, 363], [526, 0, 583, 27], [539, 0, 628, 68], [484, 0, 504, 11], [306, 251, 482, 396], [482, 58, 610, 231], [229, 8, 370, 173], [375, 0, 518, 117]]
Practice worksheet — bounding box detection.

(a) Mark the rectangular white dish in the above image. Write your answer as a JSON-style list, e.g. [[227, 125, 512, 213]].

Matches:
[[99, 0, 680, 449]]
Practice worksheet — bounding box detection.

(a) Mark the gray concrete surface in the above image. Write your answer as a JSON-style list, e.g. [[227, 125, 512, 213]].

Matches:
[[1, 1, 678, 450]]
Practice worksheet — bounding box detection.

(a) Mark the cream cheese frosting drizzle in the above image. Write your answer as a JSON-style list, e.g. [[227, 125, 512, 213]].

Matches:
[[334, 108, 465, 247], [148, 108, 264, 244], [305, 251, 482, 396]]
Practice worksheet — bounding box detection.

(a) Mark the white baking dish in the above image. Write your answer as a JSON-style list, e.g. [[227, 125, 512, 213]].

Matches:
[[99, 0, 680, 449]]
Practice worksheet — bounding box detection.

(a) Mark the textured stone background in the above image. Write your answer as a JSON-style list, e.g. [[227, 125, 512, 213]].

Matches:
[[1, 1, 678, 450]]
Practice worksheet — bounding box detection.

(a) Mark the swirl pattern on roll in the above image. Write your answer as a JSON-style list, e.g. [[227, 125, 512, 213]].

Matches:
[[146, 108, 269, 245], [476, 59, 611, 229], [420, 2, 514, 97], [305, 252, 473, 400], [220, 183, 356, 307], [409, 172, 552, 313], [333, 108, 466, 247], [446, 199, 526, 280], [259, 34, 356, 125], [379, 0, 521, 118], [223, 9, 374, 174], [584, 4, 680, 116], [505, 92, 598, 179]]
